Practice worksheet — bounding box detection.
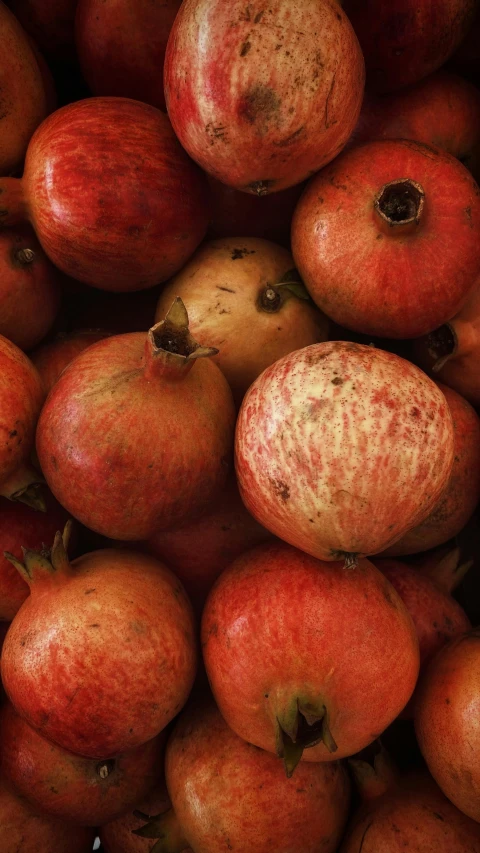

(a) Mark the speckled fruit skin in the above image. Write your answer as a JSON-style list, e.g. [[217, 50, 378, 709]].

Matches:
[[76, 0, 182, 111], [339, 771, 480, 852], [165, 700, 351, 853], [202, 542, 420, 762], [164, 0, 365, 194], [235, 342, 454, 561], [0, 701, 166, 826], [8, 0, 78, 61], [381, 385, 480, 555], [415, 629, 480, 823], [31, 329, 110, 395], [0, 775, 95, 853], [343, 0, 477, 92], [291, 140, 480, 339], [0, 98, 209, 291], [1, 547, 197, 758]]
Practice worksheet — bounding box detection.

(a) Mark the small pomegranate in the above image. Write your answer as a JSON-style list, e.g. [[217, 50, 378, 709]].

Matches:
[[7, 0, 78, 60], [236, 341, 454, 563], [155, 238, 328, 406], [291, 140, 480, 339], [202, 542, 419, 774], [1, 526, 197, 758], [31, 329, 110, 394], [0, 97, 209, 291], [164, 0, 365, 195], [339, 746, 480, 851], [36, 300, 235, 540], [343, 0, 478, 92], [415, 628, 480, 822]]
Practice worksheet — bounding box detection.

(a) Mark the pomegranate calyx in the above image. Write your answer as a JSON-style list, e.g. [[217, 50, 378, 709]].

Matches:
[[14, 247, 35, 265], [133, 806, 189, 853], [416, 546, 473, 593], [148, 297, 218, 365], [276, 700, 338, 778], [259, 269, 311, 313], [374, 178, 425, 234], [424, 323, 457, 372], [0, 464, 46, 512], [348, 742, 399, 802], [4, 521, 73, 586]]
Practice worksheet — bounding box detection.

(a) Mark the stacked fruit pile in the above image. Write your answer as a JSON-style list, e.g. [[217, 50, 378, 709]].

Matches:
[[0, 1, 479, 851]]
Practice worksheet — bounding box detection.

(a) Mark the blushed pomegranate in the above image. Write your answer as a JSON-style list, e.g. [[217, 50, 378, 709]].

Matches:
[[202, 542, 419, 773], [31, 329, 110, 394], [164, 0, 364, 195], [75, 0, 181, 110], [1, 527, 197, 757], [7, 0, 78, 60], [343, 0, 477, 92], [0, 98, 209, 291], [291, 140, 480, 339], [415, 629, 480, 822], [36, 300, 235, 540], [235, 342, 454, 562], [155, 238, 328, 406]]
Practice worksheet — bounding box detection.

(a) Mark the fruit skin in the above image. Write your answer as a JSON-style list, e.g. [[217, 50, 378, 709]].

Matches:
[[202, 542, 420, 764], [7, 0, 78, 61], [343, 0, 478, 92], [381, 385, 480, 556], [0, 97, 209, 291], [31, 329, 110, 394], [36, 314, 235, 540], [291, 140, 480, 339], [164, 0, 365, 194], [100, 781, 193, 853], [415, 629, 480, 823], [1, 542, 198, 758], [235, 341, 454, 562], [0, 774, 96, 853], [75, 0, 181, 111], [154, 237, 328, 406]]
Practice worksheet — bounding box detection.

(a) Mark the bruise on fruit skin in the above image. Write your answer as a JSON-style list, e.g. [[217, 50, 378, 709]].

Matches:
[[231, 247, 255, 260], [270, 478, 290, 502], [238, 84, 281, 127]]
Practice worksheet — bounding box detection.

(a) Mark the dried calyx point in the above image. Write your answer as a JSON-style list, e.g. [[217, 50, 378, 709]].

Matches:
[[258, 269, 310, 312], [374, 178, 425, 228], [14, 247, 35, 265], [150, 297, 218, 360], [276, 701, 338, 778], [132, 807, 188, 853], [425, 323, 457, 372], [4, 521, 73, 582], [96, 759, 115, 779]]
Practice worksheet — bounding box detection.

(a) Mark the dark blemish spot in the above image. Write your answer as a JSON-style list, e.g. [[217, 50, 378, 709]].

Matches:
[[51, 455, 58, 470], [90, 624, 100, 628], [50, 786, 59, 794], [432, 812, 445, 821], [382, 584, 398, 609], [337, 11, 342, 19], [84, 588, 96, 595], [8, 430, 17, 438], [231, 247, 255, 260], [410, 406, 420, 418], [309, 518, 314, 523], [445, 698, 451, 704], [240, 41, 251, 56], [217, 286, 236, 293], [264, 693, 269, 698], [209, 623, 219, 637], [205, 122, 228, 143], [254, 11, 264, 23], [239, 84, 280, 125], [129, 728, 133, 733], [274, 126, 305, 147], [376, 233, 383, 239], [332, 376, 343, 386], [270, 478, 290, 502]]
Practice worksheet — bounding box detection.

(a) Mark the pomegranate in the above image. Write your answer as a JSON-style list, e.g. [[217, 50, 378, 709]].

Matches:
[[0, 700, 166, 825], [351, 71, 480, 183], [154, 237, 328, 406], [7, 0, 78, 60], [235, 341, 454, 563], [415, 628, 480, 822], [0, 774, 95, 853], [291, 140, 480, 339], [164, 0, 365, 195], [413, 279, 480, 406], [0, 226, 61, 351], [0, 489, 69, 621], [133, 698, 350, 853], [202, 542, 419, 773], [31, 329, 110, 394], [339, 747, 480, 851], [36, 300, 235, 540], [342, 0, 478, 92], [0, 97, 209, 291], [75, 0, 181, 111], [1, 527, 197, 758]]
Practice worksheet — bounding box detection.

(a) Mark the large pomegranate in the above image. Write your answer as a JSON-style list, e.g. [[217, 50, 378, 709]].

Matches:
[[36, 300, 235, 540], [0, 98, 209, 291], [155, 237, 328, 406], [202, 542, 419, 773], [415, 629, 480, 822], [235, 341, 454, 562], [7, 0, 78, 60], [31, 329, 110, 394], [75, 0, 181, 110], [343, 0, 478, 92], [1, 528, 197, 757], [291, 140, 480, 339], [164, 0, 365, 195]]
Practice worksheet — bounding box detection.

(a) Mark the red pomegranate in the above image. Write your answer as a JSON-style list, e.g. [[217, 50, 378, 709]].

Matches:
[[1, 528, 197, 758], [0, 774, 95, 853], [134, 699, 350, 853], [291, 140, 480, 339], [7, 0, 78, 60], [36, 300, 235, 540], [164, 0, 364, 195], [0, 98, 209, 291], [31, 329, 110, 394], [0, 489, 69, 620], [75, 0, 181, 110], [413, 279, 480, 406], [0, 226, 61, 351], [202, 542, 419, 773], [235, 341, 454, 563], [415, 628, 480, 822], [154, 237, 328, 406], [343, 0, 477, 92], [339, 747, 480, 851], [0, 701, 166, 825]]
